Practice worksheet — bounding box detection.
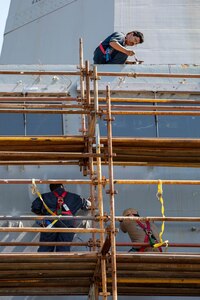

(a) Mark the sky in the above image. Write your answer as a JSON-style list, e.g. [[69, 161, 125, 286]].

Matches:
[[0, 0, 11, 53]]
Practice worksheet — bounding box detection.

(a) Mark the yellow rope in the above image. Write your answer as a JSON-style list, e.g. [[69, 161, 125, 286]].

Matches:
[[31, 179, 58, 227], [153, 179, 169, 251]]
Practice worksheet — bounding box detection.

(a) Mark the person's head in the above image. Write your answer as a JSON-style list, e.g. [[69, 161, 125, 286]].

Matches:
[[125, 31, 144, 46], [123, 208, 140, 217], [49, 183, 64, 192]]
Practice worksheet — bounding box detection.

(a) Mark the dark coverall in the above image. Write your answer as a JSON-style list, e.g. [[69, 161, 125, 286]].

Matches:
[[31, 187, 89, 252], [93, 32, 128, 64]]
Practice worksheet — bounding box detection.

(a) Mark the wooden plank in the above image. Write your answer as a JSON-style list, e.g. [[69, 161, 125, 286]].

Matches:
[[116, 286, 200, 296], [1, 136, 200, 165], [116, 262, 200, 271], [0, 253, 199, 296], [0, 270, 94, 278], [114, 270, 200, 278], [0, 278, 90, 287], [0, 252, 98, 263], [0, 286, 89, 296], [0, 262, 96, 270]]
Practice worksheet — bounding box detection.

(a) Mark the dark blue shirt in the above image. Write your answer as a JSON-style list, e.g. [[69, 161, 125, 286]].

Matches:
[[101, 32, 125, 51], [31, 187, 87, 227], [93, 32, 127, 64]]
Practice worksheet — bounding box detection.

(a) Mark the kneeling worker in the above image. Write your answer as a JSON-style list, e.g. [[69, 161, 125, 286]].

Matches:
[[93, 31, 144, 64], [31, 183, 91, 252], [120, 208, 162, 252]]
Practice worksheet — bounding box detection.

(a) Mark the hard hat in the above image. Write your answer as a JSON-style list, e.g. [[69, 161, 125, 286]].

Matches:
[[123, 208, 138, 216]]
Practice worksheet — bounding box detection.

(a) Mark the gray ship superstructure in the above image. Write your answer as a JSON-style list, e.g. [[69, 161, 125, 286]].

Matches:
[[0, 1, 200, 300]]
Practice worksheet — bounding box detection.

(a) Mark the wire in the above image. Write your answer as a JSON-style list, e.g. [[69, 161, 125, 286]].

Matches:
[[4, 0, 79, 36]]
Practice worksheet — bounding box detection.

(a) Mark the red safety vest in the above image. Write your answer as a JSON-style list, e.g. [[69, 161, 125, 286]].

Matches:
[[53, 191, 72, 215], [136, 220, 162, 252]]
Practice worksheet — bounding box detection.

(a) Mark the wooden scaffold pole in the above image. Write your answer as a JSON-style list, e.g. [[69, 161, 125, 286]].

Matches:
[[86, 60, 97, 255], [92, 65, 108, 300], [79, 38, 86, 136], [97, 97, 200, 104], [106, 85, 118, 300], [96, 124, 109, 300], [97, 71, 200, 79]]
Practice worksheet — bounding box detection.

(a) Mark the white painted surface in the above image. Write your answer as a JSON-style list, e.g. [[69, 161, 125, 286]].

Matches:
[[1, 0, 200, 64]]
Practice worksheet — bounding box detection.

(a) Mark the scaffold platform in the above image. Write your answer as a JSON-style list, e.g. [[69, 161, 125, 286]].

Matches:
[[0, 252, 200, 296]]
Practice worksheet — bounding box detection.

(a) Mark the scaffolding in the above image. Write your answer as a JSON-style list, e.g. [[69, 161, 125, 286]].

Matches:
[[0, 40, 200, 298]]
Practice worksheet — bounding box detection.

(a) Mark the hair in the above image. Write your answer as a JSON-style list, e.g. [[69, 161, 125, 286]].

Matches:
[[49, 183, 63, 192], [127, 31, 144, 43]]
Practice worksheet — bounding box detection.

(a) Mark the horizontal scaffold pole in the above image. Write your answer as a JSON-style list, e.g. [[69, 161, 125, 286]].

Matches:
[[9, 103, 200, 110], [2, 109, 200, 116], [0, 215, 199, 223], [0, 96, 79, 102], [0, 242, 199, 248], [0, 161, 80, 165], [0, 215, 98, 221], [117, 242, 200, 248], [1, 96, 199, 105], [0, 109, 89, 114], [0, 227, 105, 233], [113, 179, 200, 185], [0, 215, 199, 222], [0, 242, 89, 247], [0, 104, 82, 109], [1, 179, 200, 185], [97, 71, 200, 79], [0, 179, 92, 184], [0, 70, 81, 76], [101, 105, 200, 111], [98, 97, 200, 104], [115, 216, 200, 222], [103, 110, 200, 116], [0, 70, 199, 78]]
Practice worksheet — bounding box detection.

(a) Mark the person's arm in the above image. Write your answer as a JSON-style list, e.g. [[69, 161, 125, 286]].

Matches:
[[120, 219, 131, 233], [109, 41, 135, 56], [81, 197, 91, 210], [31, 197, 43, 215]]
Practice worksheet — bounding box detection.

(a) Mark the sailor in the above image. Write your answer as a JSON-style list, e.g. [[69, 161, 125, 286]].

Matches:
[[93, 31, 144, 64], [120, 208, 162, 252], [31, 183, 91, 252]]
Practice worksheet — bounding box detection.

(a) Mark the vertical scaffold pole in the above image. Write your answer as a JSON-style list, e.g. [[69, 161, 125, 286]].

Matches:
[[106, 85, 118, 299], [79, 38, 86, 135], [86, 60, 91, 108], [96, 125, 108, 300], [93, 66, 99, 113], [86, 60, 96, 251], [94, 65, 108, 299]]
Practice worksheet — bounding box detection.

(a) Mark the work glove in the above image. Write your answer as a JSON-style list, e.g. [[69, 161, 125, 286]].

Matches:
[[85, 198, 91, 209], [82, 198, 91, 210]]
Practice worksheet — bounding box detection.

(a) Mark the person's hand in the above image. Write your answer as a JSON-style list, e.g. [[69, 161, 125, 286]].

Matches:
[[126, 50, 135, 56], [135, 56, 144, 64], [136, 60, 144, 64], [85, 199, 91, 209]]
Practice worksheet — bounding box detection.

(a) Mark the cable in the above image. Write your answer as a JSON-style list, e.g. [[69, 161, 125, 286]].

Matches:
[[4, 0, 79, 36]]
